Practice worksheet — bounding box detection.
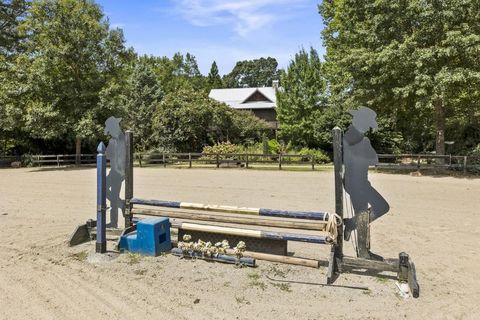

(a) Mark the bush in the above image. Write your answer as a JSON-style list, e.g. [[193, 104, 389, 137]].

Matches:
[[297, 147, 330, 163], [201, 142, 242, 160], [267, 139, 281, 154]]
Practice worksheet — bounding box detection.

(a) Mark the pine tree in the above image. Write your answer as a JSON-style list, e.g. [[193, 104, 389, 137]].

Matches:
[[207, 61, 223, 89]]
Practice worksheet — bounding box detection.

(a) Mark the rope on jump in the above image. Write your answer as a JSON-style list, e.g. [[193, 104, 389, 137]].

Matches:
[[325, 212, 343, 244]]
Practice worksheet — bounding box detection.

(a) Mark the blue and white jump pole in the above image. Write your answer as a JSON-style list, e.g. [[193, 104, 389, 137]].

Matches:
[[96, 142, 107, 253]]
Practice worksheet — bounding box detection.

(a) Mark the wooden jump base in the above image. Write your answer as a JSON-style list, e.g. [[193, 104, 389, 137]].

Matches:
[[69, 127, 419, 298]]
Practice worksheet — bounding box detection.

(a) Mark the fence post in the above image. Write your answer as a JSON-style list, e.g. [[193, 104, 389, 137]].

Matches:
[[311, 154, 315, 171], [163, 153, 166, 168], [327, 126, 343, 283], [96, 142, 107, 253], [417, 155, 421, 171], [188, 153, 192, 168], [216, 154, 220, 168], [463, 156, 468, 175], [124, 131, 134, 228], [57, 155, 60, 167], [75, 137, 81, 166], [246, 154, 249, 169], [278, 154, 282, 170]]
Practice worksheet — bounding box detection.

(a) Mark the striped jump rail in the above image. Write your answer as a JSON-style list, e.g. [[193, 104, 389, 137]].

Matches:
[[129, 198, 331, 221]]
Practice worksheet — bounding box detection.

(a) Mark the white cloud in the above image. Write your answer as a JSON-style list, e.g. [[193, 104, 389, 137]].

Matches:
[[175, 0, 307, 37]]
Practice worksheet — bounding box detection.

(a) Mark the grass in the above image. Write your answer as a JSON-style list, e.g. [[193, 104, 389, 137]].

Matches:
[[127, 252, 142, 265], [134, 269, 147, 276], [70, 251, 88, 262], [268, 265, 289, 278], [235, 296, 250, 305], [247, 272, 267, 290], [375, 277, 389, 284], [247, 272, 261, 280], [272, 282, 292, 292]]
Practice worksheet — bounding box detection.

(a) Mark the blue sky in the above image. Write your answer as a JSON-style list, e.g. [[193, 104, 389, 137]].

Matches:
[[96, 0, 325, 75]]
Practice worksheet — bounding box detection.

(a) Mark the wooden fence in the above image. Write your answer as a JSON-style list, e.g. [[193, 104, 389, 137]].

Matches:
[[28, 154, 96, 166], [375, 154, 478, 174], [4, 152, 479, 173], [137, 152, 319, 170]]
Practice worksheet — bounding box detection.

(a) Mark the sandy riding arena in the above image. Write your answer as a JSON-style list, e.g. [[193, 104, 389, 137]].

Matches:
[[0, 167, 479, 320]]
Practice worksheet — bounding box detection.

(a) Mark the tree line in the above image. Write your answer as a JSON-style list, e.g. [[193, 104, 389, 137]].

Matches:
[[0, 0, 279, 155], [1, 0, 479, 158]]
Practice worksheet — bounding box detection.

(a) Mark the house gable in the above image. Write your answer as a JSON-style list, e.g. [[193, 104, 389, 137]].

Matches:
[[242, 89, 273, 104]]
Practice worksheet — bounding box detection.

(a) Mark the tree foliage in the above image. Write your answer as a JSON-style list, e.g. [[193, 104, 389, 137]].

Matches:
[[319, 0, 480, 154], [223, 57, 280, 88], [207, 61, 223, 89], [122, 63, 163, 151], [139, 52, 206, 94], [13, 0, 129, 143], [0, 0, 29, 146], [151, 89, 268, 152], [276, 48, 330, 148]]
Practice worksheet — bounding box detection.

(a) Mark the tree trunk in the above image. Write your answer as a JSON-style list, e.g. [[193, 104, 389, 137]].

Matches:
[[75, 137, 81, 166], [434, 98, 445, 164]]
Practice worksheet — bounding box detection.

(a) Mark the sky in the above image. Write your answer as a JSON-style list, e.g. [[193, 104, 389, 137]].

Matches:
[[96, 0, 325, 75]]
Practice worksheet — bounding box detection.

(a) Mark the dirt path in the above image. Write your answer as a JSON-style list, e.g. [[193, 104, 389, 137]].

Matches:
[[0, 167, 479, 319]]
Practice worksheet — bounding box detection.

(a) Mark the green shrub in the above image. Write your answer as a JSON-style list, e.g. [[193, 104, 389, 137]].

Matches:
[[201, 142, 242, 160], [297, 147, 330, 163], [268, 139, 282, 154]]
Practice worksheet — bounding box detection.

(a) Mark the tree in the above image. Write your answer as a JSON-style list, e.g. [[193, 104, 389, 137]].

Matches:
[[276, 48, 329, 148], [13, 0, 129, 150], [319, 0, 480, 154], [0, 0, 29, 58], [0, 0, 29, 153], [207, 61, 223, 89], [122, 63, 163, 151], [151, 89, 268, 152], [223, 57, 280, 88], [139, 52, 206, 94]]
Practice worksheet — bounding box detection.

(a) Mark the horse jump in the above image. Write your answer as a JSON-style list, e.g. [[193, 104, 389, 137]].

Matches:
[[70, 127, 419, 297]]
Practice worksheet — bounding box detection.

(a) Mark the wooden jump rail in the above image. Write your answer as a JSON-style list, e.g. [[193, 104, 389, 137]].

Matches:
[[67, 127, 418, 297], [129, 198, 330, 220]]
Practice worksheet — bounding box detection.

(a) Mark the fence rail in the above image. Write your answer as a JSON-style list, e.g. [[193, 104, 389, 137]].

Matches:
[[137, 152, 319, 170], [30, 154, 97, 166], [2, 152, 479, 173]]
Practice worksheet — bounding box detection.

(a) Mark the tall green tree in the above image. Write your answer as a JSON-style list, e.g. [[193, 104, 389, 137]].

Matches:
[[14, 0, 129, 148], [276, 48, 329, 148], [223, 57, 280, 88], [320, 0, 480, 154], [122, 63, 163, 151], [0, 0, 29, 153], [207, 61, 223, 89]]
